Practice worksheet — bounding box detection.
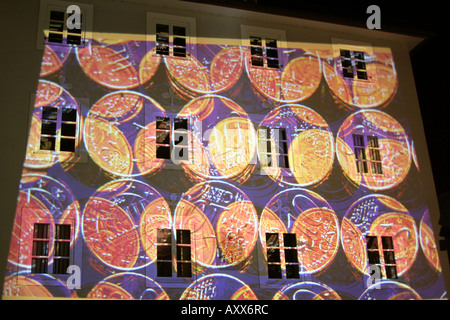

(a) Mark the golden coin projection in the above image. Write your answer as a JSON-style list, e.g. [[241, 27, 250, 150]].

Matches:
[[258, 104, 334, 187], [82, 179, 171, 270], [177, 95, 256, 183], [260, 188, 339, 275], [174, 180, 258, 271], [273, 281, 341, 300], [166, 45, 244, 98], [336, 109, 411, 190], [84, 91, 166, 178], [244, 49, 322, 103], [5, 32, 447, 302], [341, 194, 419, 277], [77, 39, 160, 89], [180, 274, 257, 300], [323, 48, 397, 110], [87, 273, 169, 300], [419, 210, 441, 273]]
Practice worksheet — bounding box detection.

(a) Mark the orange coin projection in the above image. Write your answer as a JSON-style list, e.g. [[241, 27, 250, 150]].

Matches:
[[165, 45, 244, 98], [258, 104, 334, 187], [40, 45, 71, 77], [82, 179, 171, 270], [84, 91, 166, 178], [323, 48, 397, 110], [273, 281, 341, 300], [3, 275, 75, 298], [177, 95, 257, 184], [77, 39, 160, 89], [174, 180, 258, 271], [336, 109, 411, 191], [25, 80, 81, 169], [260, 188, 339, 275], [244, 49, 322, 103], [341, 194, 418, 277], [87, 273, 169, 300], [419, 210, 441, 273], [180, 274, 257, 300], [7, 174, 80, 271]]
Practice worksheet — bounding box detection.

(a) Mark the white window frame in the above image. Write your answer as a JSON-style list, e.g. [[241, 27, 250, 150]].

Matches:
[[36, 0, 93, 51], [240, 25, 288, 70], [146, 12, 197, 59]]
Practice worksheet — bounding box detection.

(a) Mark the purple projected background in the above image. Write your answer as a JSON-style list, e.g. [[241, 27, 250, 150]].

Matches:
[[2, 37, 447, 300]]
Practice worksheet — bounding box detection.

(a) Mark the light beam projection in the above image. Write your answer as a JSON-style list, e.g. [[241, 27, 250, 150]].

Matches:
[[2, 30, 446, 300]]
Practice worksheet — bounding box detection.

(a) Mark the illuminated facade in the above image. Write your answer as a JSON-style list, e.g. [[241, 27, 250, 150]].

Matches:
[[2, 0, 449, 300]]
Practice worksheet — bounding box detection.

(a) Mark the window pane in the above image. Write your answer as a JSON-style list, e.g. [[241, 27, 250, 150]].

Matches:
[[173, 37, 186, 47], [251, 46, 263, 57], [250, 36, 262, 46], [343, 68, 354, 78], [367, 136, 379, 148], [42, 107, 58, 120], [53, 258, 70, 274], [177, 262, 192, 278], [174, 118, 188, 131], [366, 236, 378, 250], [60, 138, 75, 152], [385, 265, 398, 279], [266, 48, 278, 59], [157, 229, 172, 244], [286, 264, 300, 279], [267, 248, 280, 263], [173, 26, 186, 36], [41, 121, 57, 135], [157, 246, 172, 261], [34, 223, 50, 239], [50, 10, 65, 22], [354, 51, 365, 60], [67, 35, 82, 45], [285, 249, 298, 263], [367, 250, 380, 265], [156, 146, 171, 159], [251, 56, 264, 67], [61, 108, 77, 122], [157, 261, 172, 277], [341, 59, 352, 68], [55, 224, 71, 240], [61, 123, 76, 137], [283, 233, 297, 247], [267, 59, 279, 69], [48, 33, 63, 44], [266, 38, 277, 48], [268, 264, 282, 278], [156, 24, 169, 34], [177, 246, 191, 261], [383, 251, 396, 265], [357, 71, 368, 80], [266, 233, 279, 247], [381, 236, 394, 250], [174, 132, 188, 146], [340, 49, 351, 58], [55, 241, 70, 257], [176, 230, 191, 244], [32, 240, 49, 256], [32, 258, 48, 273], [355, 60, 366, 70], [156, 130, 170, 144], [156, 117, 170, 130]]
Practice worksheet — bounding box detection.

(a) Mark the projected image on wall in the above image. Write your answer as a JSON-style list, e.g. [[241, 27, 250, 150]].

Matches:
[[2, 31, 446, 300]]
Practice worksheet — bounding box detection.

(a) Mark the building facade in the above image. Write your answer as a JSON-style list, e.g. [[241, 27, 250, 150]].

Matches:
[[2, 0, 449, 299]]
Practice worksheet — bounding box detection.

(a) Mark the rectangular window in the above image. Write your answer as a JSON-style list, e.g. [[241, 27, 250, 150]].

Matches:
[[156, 228, 192, 278], [31, 223, 71, 275], [266, 232, 299, 279], [366, 235, 398, 279], [258, 127, 289, 169], [156, 23, 187, 57], [156, 116, 190, 162], [250, 36, 279, 69], [340, 49, 368, 81], [47, 9, 83, 47], [353, 134, 382, 175], [40, 106, 78, 153]]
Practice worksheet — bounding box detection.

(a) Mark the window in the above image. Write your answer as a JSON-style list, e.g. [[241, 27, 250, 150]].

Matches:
[[340, 49, 368, 81], [249, 36, 279, 69], [366, 235, 398, 279], [266, 233, 299, 279], [258, 127, 289, 169], [156, 228, 192, 278], [156, 116, 190, 162], [47, 9, 83, 46], [147, 13, 196, 58], [352, 134, 382, 175], [31, 223, 71, 274], [156, 24, 187, 57], [40, 106, 78, 152]]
